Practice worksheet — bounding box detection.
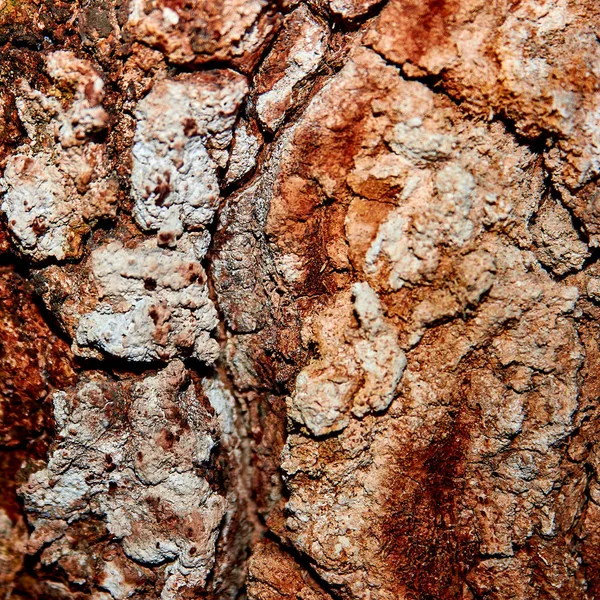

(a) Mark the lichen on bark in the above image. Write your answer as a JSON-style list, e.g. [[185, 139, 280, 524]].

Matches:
[[1, 0, 600, 599]]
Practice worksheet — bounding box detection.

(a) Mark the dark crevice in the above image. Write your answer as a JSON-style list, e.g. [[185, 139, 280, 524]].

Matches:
[[262, 529, 346, 600]]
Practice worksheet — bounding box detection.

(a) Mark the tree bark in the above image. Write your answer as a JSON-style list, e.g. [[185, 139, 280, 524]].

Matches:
[[1, 1, 600, 598]]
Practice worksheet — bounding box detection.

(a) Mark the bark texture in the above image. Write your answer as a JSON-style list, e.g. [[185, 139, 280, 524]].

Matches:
[[1, 1, 600, 599]]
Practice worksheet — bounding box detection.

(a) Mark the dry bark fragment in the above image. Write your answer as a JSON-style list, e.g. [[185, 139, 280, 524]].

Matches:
[[20, 362, 246, 599], [247, 539, 333, 600], [0, 52, 118, 262], [126, 0, 280, 70], [1, 1, 600, 599], [366, 0, 600, 241], [220, 41, 593, 600], [252, 5, 329, 132]]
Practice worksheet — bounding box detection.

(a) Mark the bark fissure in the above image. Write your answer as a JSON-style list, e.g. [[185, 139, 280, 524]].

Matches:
[[2, 0, 600, 599]]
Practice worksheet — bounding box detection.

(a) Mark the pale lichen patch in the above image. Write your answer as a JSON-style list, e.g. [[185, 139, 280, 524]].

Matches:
[[288, 282, 406, 437], [74, 236, 219, 362], [131, 71, 247, 246], [21, 362, 226, 600], [0, 51, 117, 262]]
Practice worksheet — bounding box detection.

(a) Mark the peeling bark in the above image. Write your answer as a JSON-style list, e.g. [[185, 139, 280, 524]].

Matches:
[[1, 1, 600, 599]]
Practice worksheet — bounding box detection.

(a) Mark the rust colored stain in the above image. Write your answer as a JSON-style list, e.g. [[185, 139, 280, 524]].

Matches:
[[267, 74, 375, 302], [410, 0, 457, 56], [381, 390, 479, 599], [0, 265, 76, 524], [0, 91, 24, 166], [0, 266, 76, 450], [371, 0, 460, 65], [0, 265, 76, 590]]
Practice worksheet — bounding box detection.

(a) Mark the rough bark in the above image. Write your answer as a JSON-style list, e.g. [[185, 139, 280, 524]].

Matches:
[[1, 1, 600, 599]]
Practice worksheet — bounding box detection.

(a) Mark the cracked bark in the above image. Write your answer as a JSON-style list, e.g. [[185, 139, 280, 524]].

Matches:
[[1, 0, 600, 599]]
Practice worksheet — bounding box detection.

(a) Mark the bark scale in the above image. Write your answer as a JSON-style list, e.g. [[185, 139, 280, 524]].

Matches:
[[1, 1, 600, 598]]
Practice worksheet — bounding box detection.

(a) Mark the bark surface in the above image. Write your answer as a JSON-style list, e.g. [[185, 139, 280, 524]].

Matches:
[[1, 1, 600, 599]]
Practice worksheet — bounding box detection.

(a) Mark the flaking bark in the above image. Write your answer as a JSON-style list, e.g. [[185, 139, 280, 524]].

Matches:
[[1, 1, 600, 599]]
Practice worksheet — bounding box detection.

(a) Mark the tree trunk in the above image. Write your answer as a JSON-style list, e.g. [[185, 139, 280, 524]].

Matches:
[[1, 1, 600, 598]]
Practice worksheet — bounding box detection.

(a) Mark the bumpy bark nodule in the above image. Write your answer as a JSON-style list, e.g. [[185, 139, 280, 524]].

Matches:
[[1, 1, 600, 598]]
